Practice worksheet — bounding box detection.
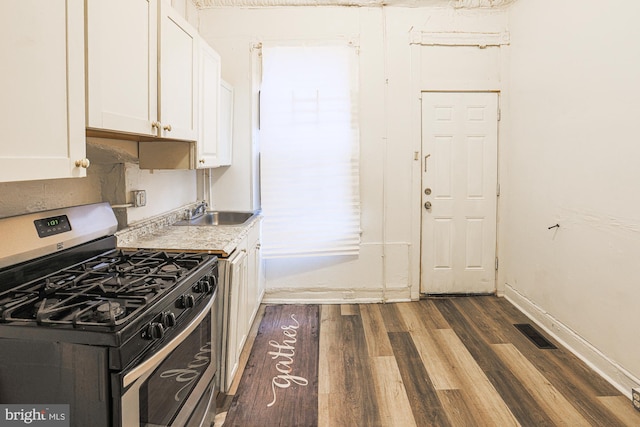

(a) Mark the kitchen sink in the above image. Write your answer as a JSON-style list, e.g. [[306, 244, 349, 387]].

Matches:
[[173, 211, 256, 226]]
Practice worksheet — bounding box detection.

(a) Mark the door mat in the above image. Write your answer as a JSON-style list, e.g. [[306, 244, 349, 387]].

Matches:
[[223, 304, 319, 427]]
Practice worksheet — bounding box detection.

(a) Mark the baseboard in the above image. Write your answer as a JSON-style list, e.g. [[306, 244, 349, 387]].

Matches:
[[262, 286, 412, 304], [504, 284, 639, 398]]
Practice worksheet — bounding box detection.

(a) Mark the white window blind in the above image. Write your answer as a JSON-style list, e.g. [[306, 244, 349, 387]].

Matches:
[[259, 44, 360, 258]]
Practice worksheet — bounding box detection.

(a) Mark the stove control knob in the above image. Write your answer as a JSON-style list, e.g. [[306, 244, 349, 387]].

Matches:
[[178, 294, 195, 309], [161, 311, 176, 328], [194, 277, 212, 294], [144, 322, 165, 340]]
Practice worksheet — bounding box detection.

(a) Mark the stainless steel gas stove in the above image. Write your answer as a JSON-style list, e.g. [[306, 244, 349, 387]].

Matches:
[[0, 203, 218, 427]]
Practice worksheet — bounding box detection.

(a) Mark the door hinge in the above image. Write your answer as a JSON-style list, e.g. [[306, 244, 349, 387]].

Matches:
[[495, 257, 499, 271]]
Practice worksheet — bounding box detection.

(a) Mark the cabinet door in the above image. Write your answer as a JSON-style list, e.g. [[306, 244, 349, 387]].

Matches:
[[0, 0, 86, 183], [158, 2, 199, 141], [85, 0, 158, 137], [197, 41, 221, 168], [225, 247, 248, 391], [218, 80, 234, 167], [246, 221, 263, 326]]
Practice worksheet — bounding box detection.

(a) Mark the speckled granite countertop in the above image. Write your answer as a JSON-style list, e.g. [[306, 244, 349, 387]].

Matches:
[[116, 206, 260, 258]]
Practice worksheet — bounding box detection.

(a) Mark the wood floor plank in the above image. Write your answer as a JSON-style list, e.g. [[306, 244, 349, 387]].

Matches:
[[410, 329, 461, 390], [490, 297, 621, 395], [371, 356, 417, 427], [399, 304, 460, 390], [359, 303, 394, 357], [493, 343, 590, 426], [340, 303, 359, 316], [436, 389, 483, 427], [434, 298, 554, 426], [388, 331, 452, 426], [597, 396, 640, 426], [379, 302, 408, 332], [328, 309, 382, 426], [318, 391, 330, 427], [396, 301, 450, 332], [318, 304, 340, 396], [416, 299, 451, 329], [435, 329, 522, 426], [483, 297, 630, 426], [454, 296, 511, 344]]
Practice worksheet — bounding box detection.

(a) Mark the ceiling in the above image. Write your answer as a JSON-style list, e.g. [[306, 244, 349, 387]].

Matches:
[[194, 0, 517, 8]]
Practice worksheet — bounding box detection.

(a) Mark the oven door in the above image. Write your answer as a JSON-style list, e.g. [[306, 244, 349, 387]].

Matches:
[[117, 290, 217, 427]]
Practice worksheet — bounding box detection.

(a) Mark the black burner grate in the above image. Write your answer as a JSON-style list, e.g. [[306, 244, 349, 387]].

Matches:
[[0, 249, 213, 328]]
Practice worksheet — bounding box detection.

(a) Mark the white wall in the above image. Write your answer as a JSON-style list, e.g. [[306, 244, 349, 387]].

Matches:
[[0, 160, 197, 227], [0, 173, 103, 218], [504, 0, 640, 393], [198, 5, 509, 302]]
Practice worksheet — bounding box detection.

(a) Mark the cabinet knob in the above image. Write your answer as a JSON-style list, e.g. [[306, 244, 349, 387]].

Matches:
[[75, 158, 90, 169], [151, 121, 161, 129], [199, 158, 205, 164], [163, 124, 172, 132]]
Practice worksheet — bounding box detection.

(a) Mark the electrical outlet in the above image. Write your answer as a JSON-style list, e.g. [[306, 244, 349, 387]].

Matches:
[[632, 388, 640, 412], [133, 190, 146, 207]]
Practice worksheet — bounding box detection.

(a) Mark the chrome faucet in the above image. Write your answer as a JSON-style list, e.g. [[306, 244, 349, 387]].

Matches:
[[185, 201, 207, 220]]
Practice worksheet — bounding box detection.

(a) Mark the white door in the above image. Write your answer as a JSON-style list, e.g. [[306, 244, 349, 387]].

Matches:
[[420, 92, 498, 294]]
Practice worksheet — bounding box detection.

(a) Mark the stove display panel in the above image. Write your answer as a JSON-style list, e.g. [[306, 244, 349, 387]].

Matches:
[[33, 214, 71, 238]]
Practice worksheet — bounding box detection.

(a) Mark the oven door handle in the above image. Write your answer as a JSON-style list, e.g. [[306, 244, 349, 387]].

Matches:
[[122, 295, 215, 388]]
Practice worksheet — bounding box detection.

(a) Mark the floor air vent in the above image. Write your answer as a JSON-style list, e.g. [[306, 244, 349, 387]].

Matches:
[[514, 324, 557, 349]]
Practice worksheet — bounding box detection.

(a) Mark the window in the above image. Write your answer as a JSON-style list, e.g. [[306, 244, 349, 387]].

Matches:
[[259, 44, 360, 258]]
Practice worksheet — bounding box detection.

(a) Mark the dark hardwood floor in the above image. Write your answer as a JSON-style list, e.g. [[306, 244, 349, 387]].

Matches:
[[218, 296, 640, 426]]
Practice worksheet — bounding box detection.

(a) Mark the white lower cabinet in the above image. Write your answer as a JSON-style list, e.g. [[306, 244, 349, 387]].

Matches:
[[220, 219, 263, 392], [224, 238, 248, 391]]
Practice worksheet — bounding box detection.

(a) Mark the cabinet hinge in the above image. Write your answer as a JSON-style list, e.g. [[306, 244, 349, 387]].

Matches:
[[497, 107, 501, 121], [497, 183, 501, 197], [495, 257, 499, 271]]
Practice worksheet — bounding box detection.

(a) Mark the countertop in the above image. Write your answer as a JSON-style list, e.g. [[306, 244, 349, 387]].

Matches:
[[116, 207, 261, 258]]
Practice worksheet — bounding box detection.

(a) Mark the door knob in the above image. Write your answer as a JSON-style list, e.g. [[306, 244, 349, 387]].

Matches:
[[424, 201, 432, 210]]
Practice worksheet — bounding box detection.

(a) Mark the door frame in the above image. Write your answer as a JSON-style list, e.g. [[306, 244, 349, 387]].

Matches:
[[416, 90, 502, 296]]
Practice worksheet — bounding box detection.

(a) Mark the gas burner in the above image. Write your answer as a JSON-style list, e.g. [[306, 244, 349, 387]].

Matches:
[[0, 247, 215, 329], [160, 263, 182, 274], [96, 301, 125, 322]]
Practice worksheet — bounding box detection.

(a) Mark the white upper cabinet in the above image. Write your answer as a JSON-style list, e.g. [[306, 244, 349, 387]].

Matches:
[[0, 0, 88, 183], [218, 80, 234, 167], [85, 0, 198, 141], [158, 1, 199, 141], [85, 0, 158, 137], [197, 41, 222, 168]]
